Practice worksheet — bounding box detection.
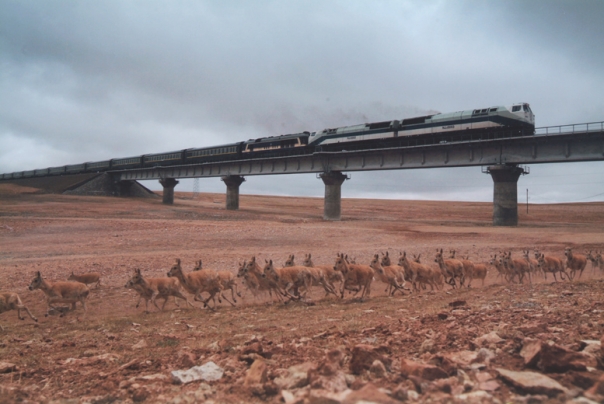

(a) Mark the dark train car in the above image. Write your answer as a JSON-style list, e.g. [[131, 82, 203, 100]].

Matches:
[[143, 151, 186, 167], [49, 166, 67, 175], [110, 156, 142, 170], [65, 164, 86, 174], [185, 142, 242, 164], [85, 160, 111, 172]]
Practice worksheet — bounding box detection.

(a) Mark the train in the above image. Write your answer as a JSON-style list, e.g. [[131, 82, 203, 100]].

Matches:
[[0, 103, 534, 180]]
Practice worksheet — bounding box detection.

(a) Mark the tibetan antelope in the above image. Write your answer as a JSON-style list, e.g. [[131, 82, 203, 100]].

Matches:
[[262, 259, 312, 302], [535, 251, 567, 282], [333, 253, 374, 300], [28, 271, 89, 316], [194, 260, 240, 306], [125, 269, 193, 312], [564, 247, 587, 280], [285, 254, 337, 297], [435, 249, 464, 288], [167, 259, 223, 309], [302, 253, 343, 297], [68, 271, 101, 288], [369, 254, 407, 296], [1, 292, 38, 330]]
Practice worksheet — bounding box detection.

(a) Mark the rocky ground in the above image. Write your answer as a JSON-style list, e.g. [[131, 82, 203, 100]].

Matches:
[[1, 183, 604, 403]]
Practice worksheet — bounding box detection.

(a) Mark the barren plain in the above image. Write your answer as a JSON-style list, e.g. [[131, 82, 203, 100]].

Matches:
[[1, 183, 604, 404]]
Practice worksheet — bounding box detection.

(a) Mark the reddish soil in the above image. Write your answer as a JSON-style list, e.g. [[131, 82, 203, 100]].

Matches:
[[1, 183, 604, 403]]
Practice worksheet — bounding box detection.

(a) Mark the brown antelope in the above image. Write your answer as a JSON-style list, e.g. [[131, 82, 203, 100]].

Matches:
[[1, 292, 38, 330], [470, 261, 488, 286], [434, 249, 464, 288], [126, 269, 193, 312], [586, 250, 603, 273], [67, 271, 101, 288], [535, 251, 567, 282], [521, 250, 540, 279], [240, 256, 285, 303], [449, 250, 475, 287], [28, 271, 89, 316], [285, 254, 337, 297], [369, 254, 407, 296], [501, 251, 531, 284], [302, 253, 343, 296], [564, 247, 588, 280], [167, 259, 223, 309], [262, 259, 312, 301], [193, 260, 240, 306], [489, 254, 508, 281], [400, 251, 441, 291], [333, 253, 374, 300]]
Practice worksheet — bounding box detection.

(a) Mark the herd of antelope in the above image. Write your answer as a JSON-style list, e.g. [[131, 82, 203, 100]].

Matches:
[[1, 248, 603, 327]]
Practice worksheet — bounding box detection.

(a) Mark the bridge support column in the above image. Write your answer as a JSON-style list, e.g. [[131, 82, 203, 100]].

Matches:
[[221, 175, 245, 210], [320, 171, 348, 221], [486, 165, 527, 226], [159, 178, 179, 205]]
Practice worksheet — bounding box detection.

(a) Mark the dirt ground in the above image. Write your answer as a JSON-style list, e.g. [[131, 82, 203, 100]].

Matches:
[[1, 182, 604, 404]]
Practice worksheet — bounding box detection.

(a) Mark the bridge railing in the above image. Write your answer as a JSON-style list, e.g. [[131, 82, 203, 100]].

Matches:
[[535, 121, 604, 136]]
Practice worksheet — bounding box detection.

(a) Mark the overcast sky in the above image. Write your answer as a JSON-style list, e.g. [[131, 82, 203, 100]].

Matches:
[[1, 0, 603, 203]]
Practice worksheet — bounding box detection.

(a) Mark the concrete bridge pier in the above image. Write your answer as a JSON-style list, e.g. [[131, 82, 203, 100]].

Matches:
[[159, 178, 179, 205], [221, 175, 246, 210], [486, 165, 527, 226], [320, 171, 348, 221]]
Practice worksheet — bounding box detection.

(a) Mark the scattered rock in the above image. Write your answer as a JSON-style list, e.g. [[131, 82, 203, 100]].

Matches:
[[496, 368, 568, 397], [244, 359, 268, 386], [349, 344, 391, 375], [341, 382, 400, 404], [369, 359, 387, 379], [0, 362, 17, 373], [132, 340, 148, 350], [538, 343, 595, 372], [474, 331, 504, 347], [520, 338, 542, 367], [400, 358, 448, 381], [274, 362, 315, 389], [171, 361, 224, 384]]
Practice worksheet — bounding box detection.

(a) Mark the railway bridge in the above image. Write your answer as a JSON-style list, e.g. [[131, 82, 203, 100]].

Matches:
[[2, 122, 603, 226]]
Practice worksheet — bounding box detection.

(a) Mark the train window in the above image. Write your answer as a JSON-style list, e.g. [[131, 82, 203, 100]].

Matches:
[[523, 104, 530, 112], [512, 105, 521, 112], [489, 108, 497, 112]]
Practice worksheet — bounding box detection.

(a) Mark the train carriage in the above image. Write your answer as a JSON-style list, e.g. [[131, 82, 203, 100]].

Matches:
[[185, 142, 242, 164]]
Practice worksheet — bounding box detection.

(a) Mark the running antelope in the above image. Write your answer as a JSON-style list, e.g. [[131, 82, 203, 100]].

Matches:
[[262, 259, 312, 302], [285, 254, 337, 297], [333, 253, 374, 300], [194, 260, 240, 306], [586, 250, 603, 273], [126, 269, 193, 312], [302, 253, 343, 296], [400, 251, 441, 291], [535, 251, 567, 282], [239, 256, 285, 303], [449, 250, 475, 287], [1, 291, 38, 330], [68, 271, 101, 288], [564, 247, 588, 280], [167, 259, 223, 309], [435, 249, 464, 288], [28, 271, 89, 316], [369, 254, 407, 296]]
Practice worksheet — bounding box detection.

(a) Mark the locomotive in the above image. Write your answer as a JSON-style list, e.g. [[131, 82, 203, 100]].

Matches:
[[0, 103, 534, 180]]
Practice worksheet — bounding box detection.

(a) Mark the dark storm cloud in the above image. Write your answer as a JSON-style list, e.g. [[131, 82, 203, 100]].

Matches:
[[1, 0, 603, 201]]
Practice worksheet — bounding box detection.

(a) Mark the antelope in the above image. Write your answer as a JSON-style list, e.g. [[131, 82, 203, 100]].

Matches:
[[449, 250, 475, 287], [501, 251, 531, 284], [369, 254, 407, 296], [470, 261, 488, 287], [239, 256, 285, 303], [521, 250, 540, 279], [333, 253, 374, 300], [400, 251, 441, 291], [302, 253, 344, 296], [535, 251, 567, 282], [262, 259, 312, 301], [167, 259, 223, 309], [586, 250, 603, 273], [564, 247, 588, 280], [67, 271, 101, 288], [378, 252, 408, 293], [489, 254, 508, 282], [194, 260, 240, 306], [125, 269, 193, 312], [28, 271, 89, 316], [434, 249, 464, 288], [1, 292, 38, 330], [285, 254, 337, 297]]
